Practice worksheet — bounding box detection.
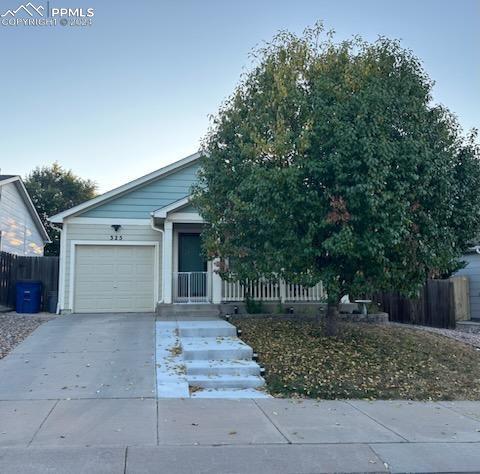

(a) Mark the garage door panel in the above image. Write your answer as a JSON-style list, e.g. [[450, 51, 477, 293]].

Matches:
[[115, 281, 152, 294], [116, 265, 135, 275], [133, 247, 151, 256], [136, 263, 155, 274], [77, 265, 115, 275], [76, 270, 115, 280], [76, 282, 114, 294], [117, 247, 135, 256], [74, 245, 156, 313], [78, 251, 115, 259], [112, 296, 151, 312], [113, 299, 135, 311], [123, 276, 153, 286], [75, 297, 116, 312]]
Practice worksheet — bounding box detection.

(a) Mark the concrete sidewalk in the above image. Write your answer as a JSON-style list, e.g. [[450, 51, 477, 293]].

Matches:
[[1, 314, 480, 472], [1, 398, 480, 473]]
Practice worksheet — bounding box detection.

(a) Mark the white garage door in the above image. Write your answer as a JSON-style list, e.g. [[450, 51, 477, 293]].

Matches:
[[74, 245, 156, 313]]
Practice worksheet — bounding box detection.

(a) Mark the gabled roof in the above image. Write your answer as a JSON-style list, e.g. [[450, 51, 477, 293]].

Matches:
[[0, 175, 51, 243], [152, 196, 191, 218], [0, 175, 17, 182], [48, 151, 202, 223]]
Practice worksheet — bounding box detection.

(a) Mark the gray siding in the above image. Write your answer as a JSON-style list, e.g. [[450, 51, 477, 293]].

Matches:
[[0, 182, 44, 256], [81, 163, 200, 219], [62, 222, 163, 311], [455, 254, 480, 319]]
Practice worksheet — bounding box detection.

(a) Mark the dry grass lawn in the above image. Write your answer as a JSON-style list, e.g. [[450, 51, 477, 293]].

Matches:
[[233, 317, 480, 400]]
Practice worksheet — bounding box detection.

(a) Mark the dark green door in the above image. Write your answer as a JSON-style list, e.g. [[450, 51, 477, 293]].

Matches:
[[178, 234, 207, 272], [178, 233, 207, 300]]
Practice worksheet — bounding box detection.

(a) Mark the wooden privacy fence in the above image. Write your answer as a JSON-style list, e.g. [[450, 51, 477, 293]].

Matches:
[[0, 252, 15, 307], [0, 251, 59, 311], [372, 279, 456, 329]]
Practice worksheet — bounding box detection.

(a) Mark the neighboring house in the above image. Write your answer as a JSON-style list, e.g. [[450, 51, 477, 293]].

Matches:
[[0, 175, 50, 256], [454, 250, 480, 320], [49, 152, 324, 313]]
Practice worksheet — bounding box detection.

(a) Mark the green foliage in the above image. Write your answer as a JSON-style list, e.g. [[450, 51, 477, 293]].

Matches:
[[367, 301, 382, 314], [193, 22, 480, 302], [245, 295, 264, 314], [25, 163, 97, 255]]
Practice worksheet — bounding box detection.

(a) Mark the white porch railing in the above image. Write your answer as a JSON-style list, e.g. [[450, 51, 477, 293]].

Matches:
[[173, 272, 211, 303], [222, 279, 325, 302]]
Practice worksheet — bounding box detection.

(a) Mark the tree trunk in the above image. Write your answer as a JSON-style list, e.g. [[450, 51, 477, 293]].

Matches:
[[325, 301, 339, 337]]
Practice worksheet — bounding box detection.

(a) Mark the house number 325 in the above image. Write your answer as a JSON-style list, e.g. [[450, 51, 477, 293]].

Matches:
[[110, 235, 123, 240]]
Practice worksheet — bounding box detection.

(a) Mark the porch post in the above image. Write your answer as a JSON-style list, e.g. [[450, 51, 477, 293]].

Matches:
[[163, 220, 173, 304], [280, 279, 286, 303], [211, 258, 222, 304]]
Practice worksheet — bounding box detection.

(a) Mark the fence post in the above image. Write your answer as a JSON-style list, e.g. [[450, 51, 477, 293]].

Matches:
[[280, 280, 286, 303], [211, 259, 222, 304], [448, 280, 456, 329]]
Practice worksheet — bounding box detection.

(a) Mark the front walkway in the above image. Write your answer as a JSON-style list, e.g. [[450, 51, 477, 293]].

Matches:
[[156, 319, 268, 398], [0, 314, 479, 472]]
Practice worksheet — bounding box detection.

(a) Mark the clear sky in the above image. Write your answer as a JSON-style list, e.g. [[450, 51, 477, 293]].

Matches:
[[1, 0, 478, 192]]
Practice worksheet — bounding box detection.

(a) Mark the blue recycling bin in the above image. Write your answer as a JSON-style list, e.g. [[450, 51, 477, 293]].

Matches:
[[15, 281, 42, 314]]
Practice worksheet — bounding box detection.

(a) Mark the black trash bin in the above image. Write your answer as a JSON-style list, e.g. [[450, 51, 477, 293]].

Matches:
[[47, 290, 58, 313]]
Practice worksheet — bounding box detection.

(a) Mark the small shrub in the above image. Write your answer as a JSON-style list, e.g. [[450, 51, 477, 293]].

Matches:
[[368, 301, 382, 313], [245, 295, 264, 314]]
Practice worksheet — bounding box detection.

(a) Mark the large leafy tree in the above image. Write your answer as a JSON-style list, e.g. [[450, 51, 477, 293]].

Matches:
[[193, 24, 480, 334], [25, 163, 97, 256]]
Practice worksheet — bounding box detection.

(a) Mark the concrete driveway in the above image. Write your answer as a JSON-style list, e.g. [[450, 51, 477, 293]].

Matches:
[[1, 313, 480, 473], [0, 312, 156, 400]]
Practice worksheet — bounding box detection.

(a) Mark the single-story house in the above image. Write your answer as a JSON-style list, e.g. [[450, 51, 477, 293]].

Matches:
[[49, 152, 325, 313], [0, 175, 50, 256]]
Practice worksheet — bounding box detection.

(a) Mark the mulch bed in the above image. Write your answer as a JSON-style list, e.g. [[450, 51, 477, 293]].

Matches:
[[0, 313, 51, 359], [233, 317, 480, 400]]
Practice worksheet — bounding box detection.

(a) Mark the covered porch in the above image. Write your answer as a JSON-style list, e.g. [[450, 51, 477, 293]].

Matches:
[[153, 198, 325, 305], [153, 197, 216, 304]]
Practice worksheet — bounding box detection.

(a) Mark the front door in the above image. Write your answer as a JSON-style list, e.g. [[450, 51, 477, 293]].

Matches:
[[177, 233, 207, 301]]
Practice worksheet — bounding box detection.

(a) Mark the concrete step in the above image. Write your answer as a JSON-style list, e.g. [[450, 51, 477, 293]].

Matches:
[[157, 304, 220, 318], [184, 359, 261, 376], [181, 337, 253, 361], [186, 374, 265, 389], [178, 320, 236, 338], [191, 388, 270, 399], [159, 313, 221, 319], [174, 307, 219, 311]]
